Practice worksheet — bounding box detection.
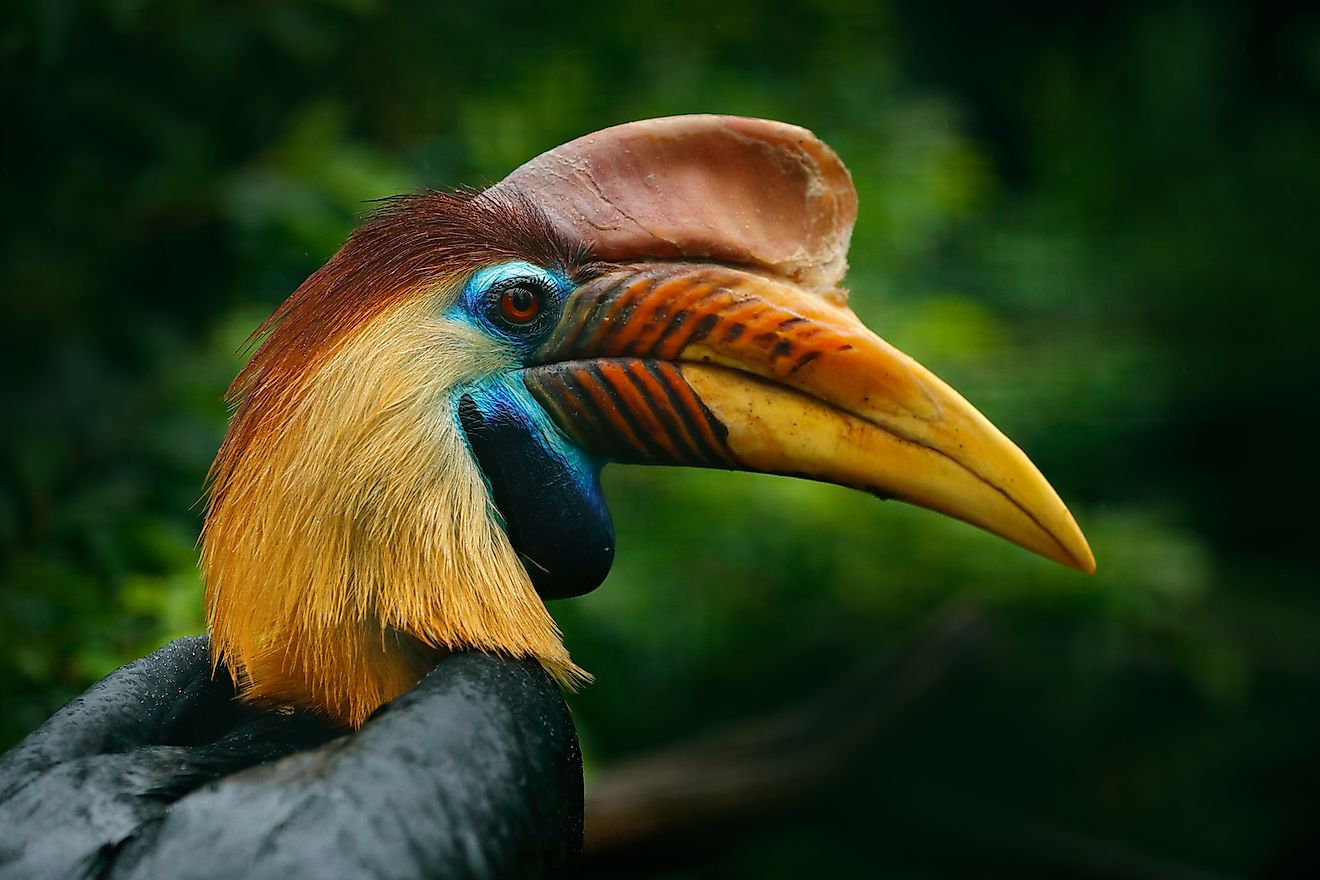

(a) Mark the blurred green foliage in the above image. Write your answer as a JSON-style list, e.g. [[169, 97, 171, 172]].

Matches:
[[2, 1, 1317, 876]]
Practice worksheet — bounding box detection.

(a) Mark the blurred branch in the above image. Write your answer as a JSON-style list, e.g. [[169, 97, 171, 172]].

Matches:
[[583, 599, 1246, 880], [583, 599, 988, 861]]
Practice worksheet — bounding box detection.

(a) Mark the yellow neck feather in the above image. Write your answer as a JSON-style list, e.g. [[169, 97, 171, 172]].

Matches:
[[202, 290, 585, 727]]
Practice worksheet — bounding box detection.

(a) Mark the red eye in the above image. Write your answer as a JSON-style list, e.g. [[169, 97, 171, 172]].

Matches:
[[499, 285, 541, 324]]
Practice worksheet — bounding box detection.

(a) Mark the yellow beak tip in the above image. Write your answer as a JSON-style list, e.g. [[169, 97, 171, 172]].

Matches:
[[1056, 533, 1097, 575], [1066, 552, 1098, 576]]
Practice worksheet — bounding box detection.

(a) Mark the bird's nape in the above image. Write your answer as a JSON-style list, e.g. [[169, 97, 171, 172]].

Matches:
[[201, 115, 1094, 728]]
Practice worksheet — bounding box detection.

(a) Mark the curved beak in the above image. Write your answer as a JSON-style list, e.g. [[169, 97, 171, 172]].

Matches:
[[523, 263, 1095, 574]]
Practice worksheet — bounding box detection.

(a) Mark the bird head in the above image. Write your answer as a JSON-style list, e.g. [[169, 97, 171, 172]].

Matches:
[[202, 116, 1094, 728]]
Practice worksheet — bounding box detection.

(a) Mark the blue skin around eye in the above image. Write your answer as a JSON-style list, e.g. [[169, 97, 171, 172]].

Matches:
[[458, 261, 571, 354], [450, 262, 616, 599]]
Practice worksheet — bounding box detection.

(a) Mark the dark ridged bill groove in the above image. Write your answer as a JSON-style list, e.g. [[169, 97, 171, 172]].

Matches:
[[536, 264, 858, 383], [523, 359, 734, 468]]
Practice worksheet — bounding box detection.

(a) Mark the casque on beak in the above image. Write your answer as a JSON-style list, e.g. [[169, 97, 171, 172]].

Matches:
[[498, 115, 1095, 574]]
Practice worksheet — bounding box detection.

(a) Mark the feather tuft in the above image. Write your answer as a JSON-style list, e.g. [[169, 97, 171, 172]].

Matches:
[[203, 191, 590, 728]]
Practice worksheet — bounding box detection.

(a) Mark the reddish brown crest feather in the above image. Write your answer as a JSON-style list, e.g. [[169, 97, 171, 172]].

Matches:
[[209, 189, 586, 503]]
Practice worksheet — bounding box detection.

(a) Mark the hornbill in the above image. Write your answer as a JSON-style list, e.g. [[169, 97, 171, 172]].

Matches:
[[0, 116, 1093, 879]]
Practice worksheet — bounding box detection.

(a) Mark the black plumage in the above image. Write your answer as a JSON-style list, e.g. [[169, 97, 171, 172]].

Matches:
[[0, 638, 582, 879]]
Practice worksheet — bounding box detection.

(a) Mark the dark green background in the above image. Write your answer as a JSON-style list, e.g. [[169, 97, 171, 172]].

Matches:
[[3, 1, 1317, 876]]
